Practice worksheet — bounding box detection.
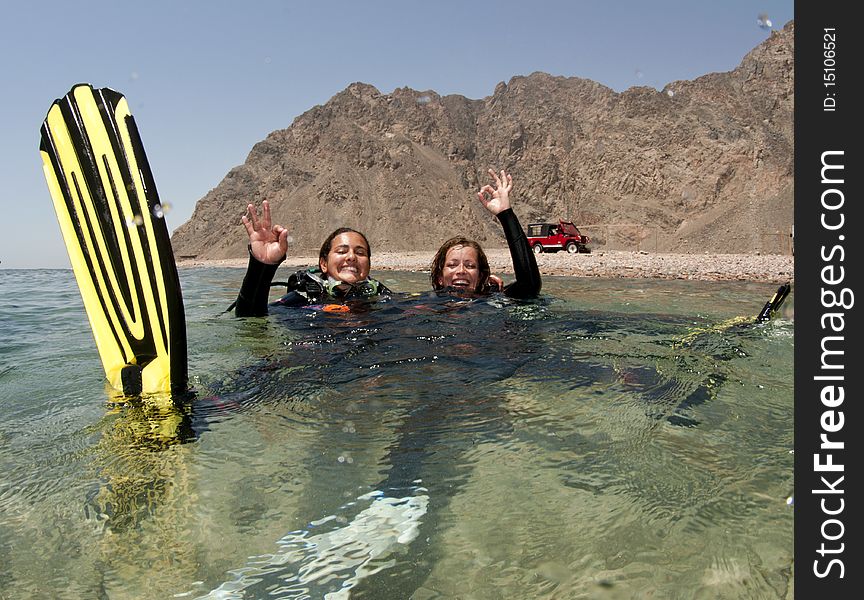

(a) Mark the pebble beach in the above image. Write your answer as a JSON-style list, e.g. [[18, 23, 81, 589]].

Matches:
[[177, 249, 794, 283]]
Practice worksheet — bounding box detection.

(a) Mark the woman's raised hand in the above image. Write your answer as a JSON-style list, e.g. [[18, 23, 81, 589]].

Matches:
[[241, 200, 289, 264], [476, 168, 513, 216]]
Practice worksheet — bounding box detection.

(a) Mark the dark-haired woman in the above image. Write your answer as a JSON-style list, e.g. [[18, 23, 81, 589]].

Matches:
[[431, 169, 541, 300], [233, 201, 391, 316]]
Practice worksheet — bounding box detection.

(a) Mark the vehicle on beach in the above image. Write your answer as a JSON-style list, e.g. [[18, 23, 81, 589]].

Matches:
[[526, 221, 591, 254]]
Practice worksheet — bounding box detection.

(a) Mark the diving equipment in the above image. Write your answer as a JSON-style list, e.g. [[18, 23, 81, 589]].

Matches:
[[39, 84, 187, 395]]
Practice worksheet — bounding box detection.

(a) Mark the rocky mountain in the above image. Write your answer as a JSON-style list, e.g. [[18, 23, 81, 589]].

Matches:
[[171, 21, 793, 259]]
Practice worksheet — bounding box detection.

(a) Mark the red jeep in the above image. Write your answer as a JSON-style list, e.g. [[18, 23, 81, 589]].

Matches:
[[526, 221, 591, 254]]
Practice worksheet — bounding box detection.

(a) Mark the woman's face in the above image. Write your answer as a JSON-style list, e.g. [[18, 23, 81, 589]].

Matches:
[[437, 244, 481, 291], [320, 232, 370, 284]]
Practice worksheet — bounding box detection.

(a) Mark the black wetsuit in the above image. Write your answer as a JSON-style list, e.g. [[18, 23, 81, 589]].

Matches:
[[233, 252, 392, 317], [489, 208, 541, 300]]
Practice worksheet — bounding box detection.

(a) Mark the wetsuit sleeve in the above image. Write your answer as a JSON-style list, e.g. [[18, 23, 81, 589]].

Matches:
[[234, 246, 284, 316], [498, 208, 542, 299]]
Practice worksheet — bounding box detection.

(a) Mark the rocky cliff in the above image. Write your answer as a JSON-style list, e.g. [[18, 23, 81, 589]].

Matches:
[[171, 21, 793, 259]]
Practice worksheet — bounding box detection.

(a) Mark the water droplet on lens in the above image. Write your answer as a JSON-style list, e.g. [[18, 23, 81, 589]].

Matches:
[[757, 13, 772, 30], [134, 214, 144, 226], [416, 95, 432, 105], [152, 204, 164, 219], [666, 89, 675, 97]]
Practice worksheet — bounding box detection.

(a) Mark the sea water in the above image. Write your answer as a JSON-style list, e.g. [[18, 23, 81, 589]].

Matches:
[[0, 268, 794, 599]]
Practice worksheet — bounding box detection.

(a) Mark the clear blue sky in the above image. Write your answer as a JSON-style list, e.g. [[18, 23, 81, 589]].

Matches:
[[0, 0, 792, 269]]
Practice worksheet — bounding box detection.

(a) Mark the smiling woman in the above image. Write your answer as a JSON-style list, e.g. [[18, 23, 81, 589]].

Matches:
[[432, 238, 490, 292], [232, 201, 392, 315], [431, 169, 541, 299], [318, 228, 371, 284]]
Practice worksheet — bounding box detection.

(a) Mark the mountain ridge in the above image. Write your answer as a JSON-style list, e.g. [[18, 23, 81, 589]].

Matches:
[[171, 20, 793, 259]]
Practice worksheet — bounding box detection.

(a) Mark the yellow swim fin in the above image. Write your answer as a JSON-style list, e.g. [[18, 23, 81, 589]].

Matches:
[[39, 84, 187, 396], [675, 282, 792, 348], [754, 282, 791, 323]]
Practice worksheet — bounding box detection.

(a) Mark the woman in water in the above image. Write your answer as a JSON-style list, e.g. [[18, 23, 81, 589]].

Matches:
[[233, 201, 391, 316], [431, 169, 541, 300], [234, 168, 538, 315]]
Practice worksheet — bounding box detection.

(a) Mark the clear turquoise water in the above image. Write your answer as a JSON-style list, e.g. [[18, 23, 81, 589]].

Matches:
[[0, 268, 794, 599]]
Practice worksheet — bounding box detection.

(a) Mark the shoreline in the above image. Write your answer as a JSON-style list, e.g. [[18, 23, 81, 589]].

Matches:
[[177, 250, 794, 283]]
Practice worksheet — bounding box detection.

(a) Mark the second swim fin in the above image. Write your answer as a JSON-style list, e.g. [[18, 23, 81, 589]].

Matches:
[[754, 282, 791, 324]]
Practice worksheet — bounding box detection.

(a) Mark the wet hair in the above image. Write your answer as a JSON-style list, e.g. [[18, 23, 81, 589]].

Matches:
[[430, 237, 490, 292], [318, 228, 371, 265]]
